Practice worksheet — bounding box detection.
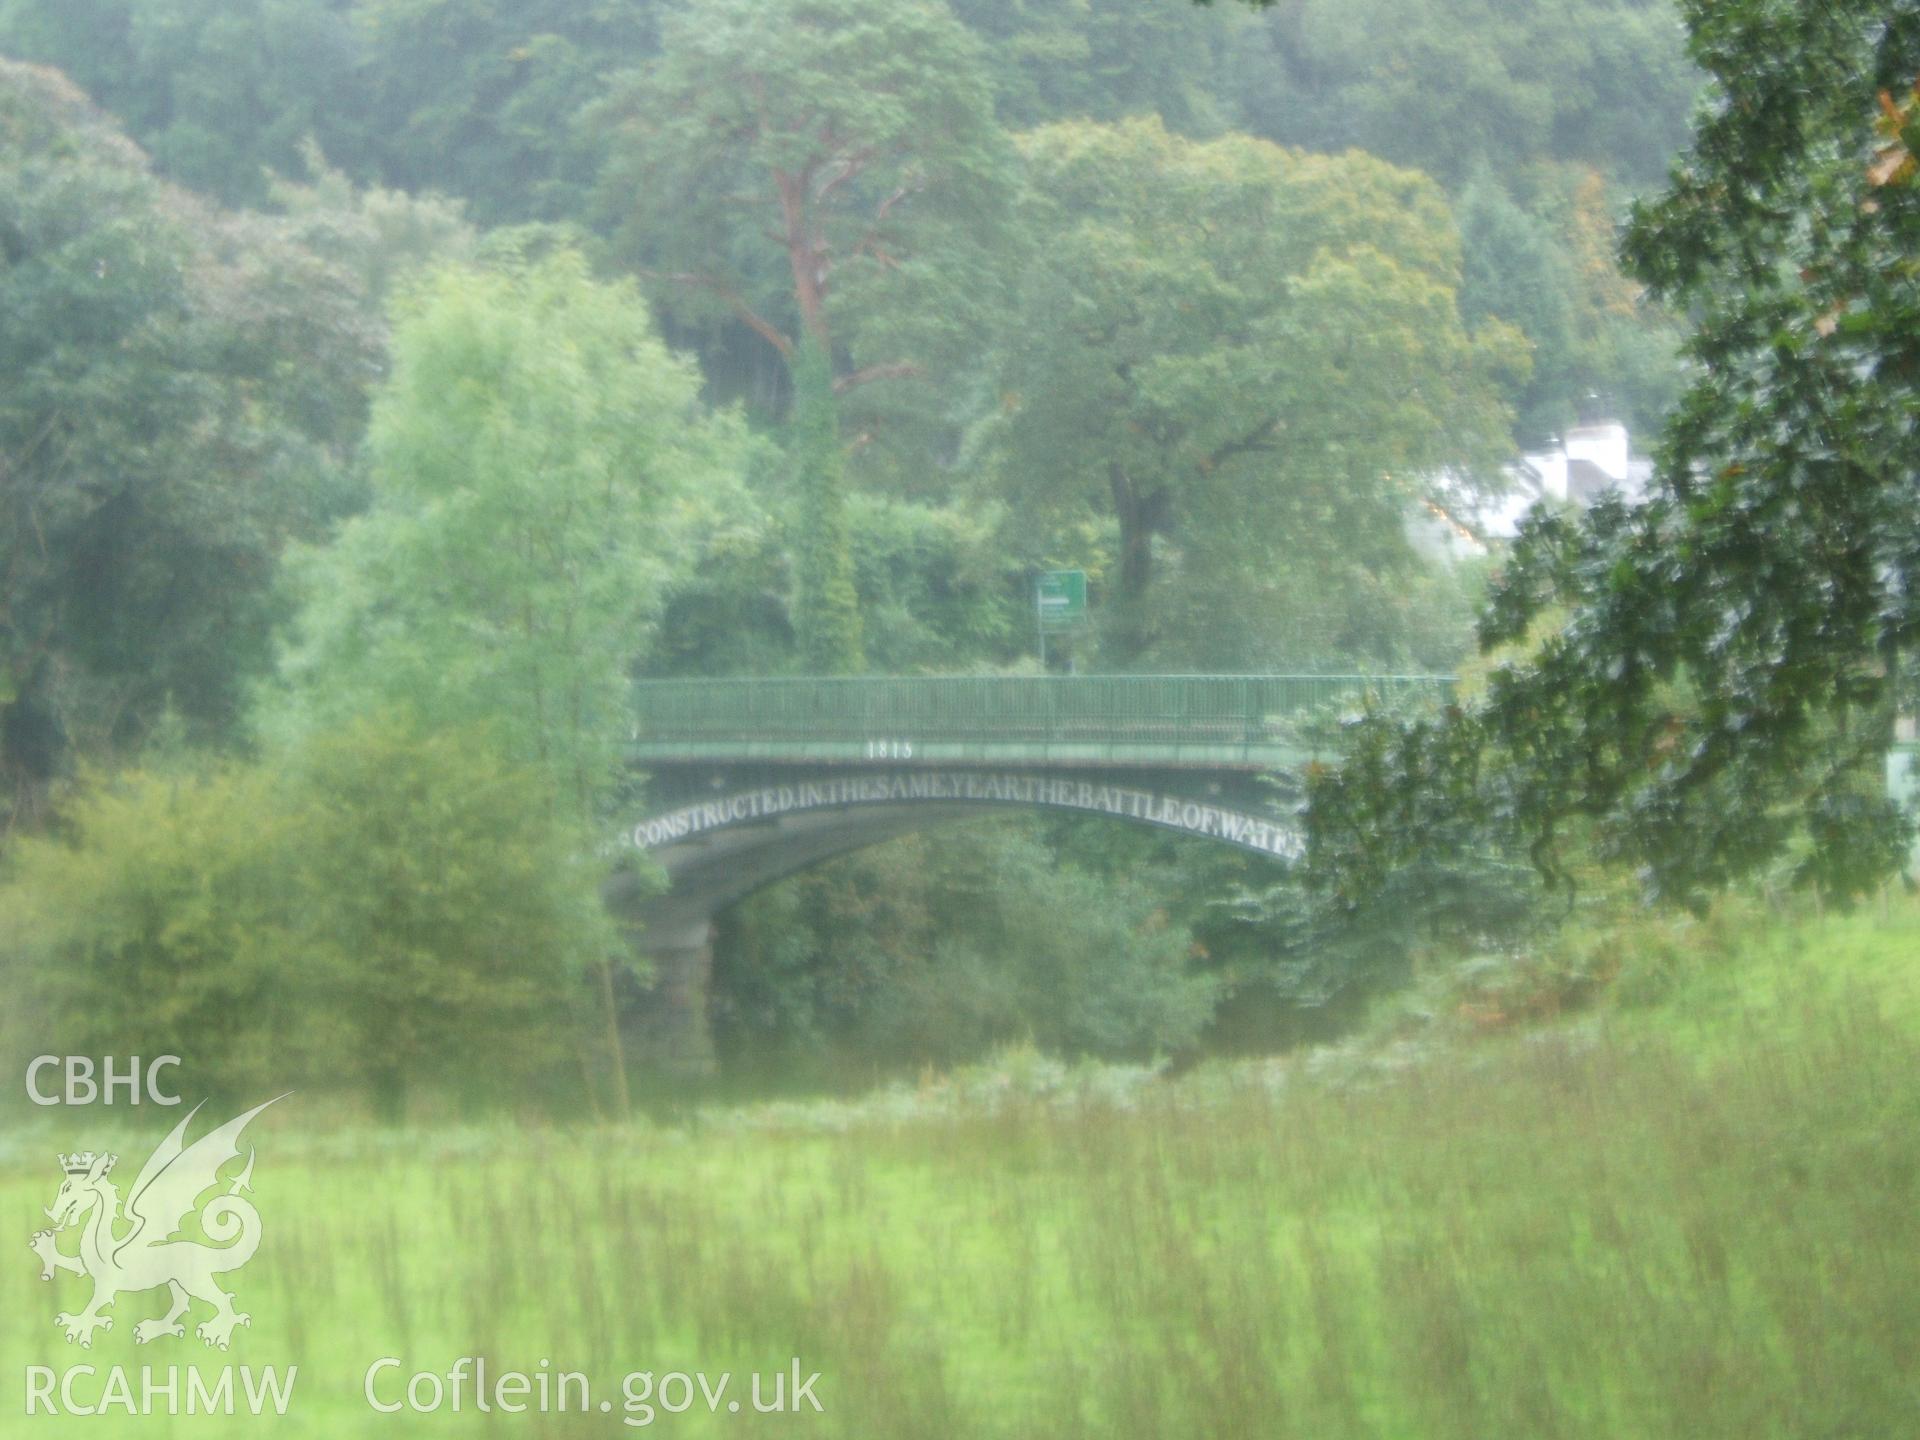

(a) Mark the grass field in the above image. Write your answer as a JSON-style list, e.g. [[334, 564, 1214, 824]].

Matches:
[[4, 893, 1919, 1437]]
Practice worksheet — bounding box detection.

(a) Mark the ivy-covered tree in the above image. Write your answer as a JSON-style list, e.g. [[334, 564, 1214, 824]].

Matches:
[[790, 336, 865, 672], [593, 0, 1016, 668]]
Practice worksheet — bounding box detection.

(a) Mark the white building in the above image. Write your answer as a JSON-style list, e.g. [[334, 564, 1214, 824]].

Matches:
[[1411, 420, 1655, 563]]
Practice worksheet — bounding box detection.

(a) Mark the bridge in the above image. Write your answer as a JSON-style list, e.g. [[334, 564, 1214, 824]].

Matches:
[[608, 673, 1453, 1076]]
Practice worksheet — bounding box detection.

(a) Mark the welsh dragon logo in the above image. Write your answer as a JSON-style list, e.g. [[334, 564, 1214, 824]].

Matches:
[[27, 1096, 286, 1350]]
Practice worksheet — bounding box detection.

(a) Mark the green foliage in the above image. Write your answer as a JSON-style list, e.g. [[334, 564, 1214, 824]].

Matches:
[[347, 0, 660, 225], [0, 0, 365, 206], [0, 760, 294, 1101], [1454, 167, 1685, 449], [592, 0, 1034, 671], [948, 0, 1246, 132], [126, 0, 357, 202], [1312, 0, 1920, 910], [1240, 820, 1543, 1014], [274, 714, 607, 1115], [593, 0, 1015, 403], [646, 458, 796, 677], [1227, 0, 1698, 191], [0, 60, 380, 832], [982, 117, 1519, 665], [267, 250, 746, 819], [265, 140, 478, 304], [1455, 172, 1583, 444], [790, 336, 864, 673], [0, 0, 653, 219], [0, 714, 594, 1114], [0, 0, 1726, 1097], [647, 485, 1027, 677], [844, 494, 1025, 672], [716, 823, 1217, 1081], [262, 249, 746, 1113]]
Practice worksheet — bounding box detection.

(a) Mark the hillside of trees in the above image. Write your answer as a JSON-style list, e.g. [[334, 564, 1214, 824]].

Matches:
[[0, 0, 1708, 1110]]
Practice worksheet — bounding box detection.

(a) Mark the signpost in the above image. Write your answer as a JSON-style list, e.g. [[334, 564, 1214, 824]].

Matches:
[[1036, 569, 1086, 669]]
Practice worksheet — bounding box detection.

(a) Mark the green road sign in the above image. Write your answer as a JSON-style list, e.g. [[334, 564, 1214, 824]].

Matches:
[[1037, 569, 1086, 631]]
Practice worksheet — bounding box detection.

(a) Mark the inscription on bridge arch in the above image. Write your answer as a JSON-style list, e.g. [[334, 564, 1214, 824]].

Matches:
[[628, 770, 1301, 859]]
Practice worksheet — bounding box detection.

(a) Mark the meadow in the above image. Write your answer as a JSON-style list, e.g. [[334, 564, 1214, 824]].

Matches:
[[3, 893, 1918, 1438]]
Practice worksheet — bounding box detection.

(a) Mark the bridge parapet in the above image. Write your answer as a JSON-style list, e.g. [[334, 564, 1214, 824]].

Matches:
[[630, 673, 1452, 767]]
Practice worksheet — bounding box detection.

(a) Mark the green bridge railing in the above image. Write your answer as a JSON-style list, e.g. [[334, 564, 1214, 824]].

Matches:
[[630, 674, 1454, 765]]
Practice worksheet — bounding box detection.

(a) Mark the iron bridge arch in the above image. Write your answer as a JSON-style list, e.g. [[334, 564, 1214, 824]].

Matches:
[[607, 673, 1451, 1078]]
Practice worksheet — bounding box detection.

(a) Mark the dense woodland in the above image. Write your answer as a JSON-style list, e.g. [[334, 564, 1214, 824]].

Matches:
[[5, 0, 1908, 1115]]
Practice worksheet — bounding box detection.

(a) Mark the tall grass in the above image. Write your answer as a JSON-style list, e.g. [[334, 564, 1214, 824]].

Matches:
[[4, 898, 1917, 1437]]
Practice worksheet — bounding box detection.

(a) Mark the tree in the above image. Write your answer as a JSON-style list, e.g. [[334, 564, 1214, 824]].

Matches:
[[791, 336, 865, 672], [1225, 0, 1698, 192], [265, 140, 478, 307], [277, 713, 605, 1118], [645, 481, 1025, 677], [1455, 174, 1582, 446], [716, 821, 1217, 1078], [593, 0, 1016, 666], [266, 251, 748, 1110], [983, 117, 1521, 665], [347, 0, 662, 225], [0, 716, 597, 1116], [1309, 0, 1920, 909], [946, 0, 1245, 133], [0, 0, 367, 206], [0, 758, 297, 1106], [597, 0, 1010, 387], [0, 59, 379, 837], [0, 0, 664, 222]]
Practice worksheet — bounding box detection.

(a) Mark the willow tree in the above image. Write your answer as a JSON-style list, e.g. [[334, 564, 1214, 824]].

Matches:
[[595, 0, 1015, 672]]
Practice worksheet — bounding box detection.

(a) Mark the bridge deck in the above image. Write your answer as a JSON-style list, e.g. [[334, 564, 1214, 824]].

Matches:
[[630, 674, 1453, 768]]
